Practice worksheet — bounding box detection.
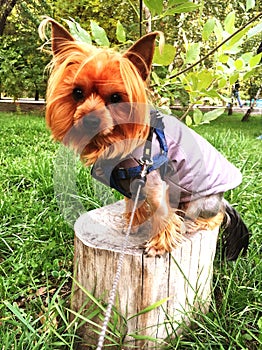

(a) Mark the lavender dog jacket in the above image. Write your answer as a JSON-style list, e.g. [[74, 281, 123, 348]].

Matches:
[[153, 113, 242, 204], [92, 111, 242, 205]]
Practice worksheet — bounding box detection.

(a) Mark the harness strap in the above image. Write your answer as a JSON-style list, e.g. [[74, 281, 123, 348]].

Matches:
[[117, 153, 168, 180], [91, 110, 169, 199], [143, 123, 154, 162], [150, 109, 168, 154]]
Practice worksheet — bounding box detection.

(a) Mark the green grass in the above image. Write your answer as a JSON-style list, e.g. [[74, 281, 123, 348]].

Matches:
[[0, 111, 261, 349]]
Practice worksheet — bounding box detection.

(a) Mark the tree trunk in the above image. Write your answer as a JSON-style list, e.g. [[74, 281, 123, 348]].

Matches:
[[242, 86, 261, 122], [228, 102, 233, 115], [143, 4, 152, 33], [0, 0, 17, 36], [34, 89, 39, 101], [72, 200, 219, 349]]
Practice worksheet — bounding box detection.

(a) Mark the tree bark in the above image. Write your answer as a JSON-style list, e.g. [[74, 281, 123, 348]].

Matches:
[[0, 0, 17, 36], [242, 86, 261, 122], [228, 102, 233, 116], [72, 200, 219, 349], [143, 4, 152, 33]]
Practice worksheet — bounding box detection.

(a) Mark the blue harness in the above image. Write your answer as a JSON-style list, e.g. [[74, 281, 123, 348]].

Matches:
[[91, 110, 169, 198]]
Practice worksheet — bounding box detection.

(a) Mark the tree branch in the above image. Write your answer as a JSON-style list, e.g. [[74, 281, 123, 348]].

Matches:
[[0, 0, 18, 36], [168, 12, 262, 80]]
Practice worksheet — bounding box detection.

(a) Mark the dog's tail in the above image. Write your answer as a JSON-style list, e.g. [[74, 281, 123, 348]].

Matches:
[[221, 201, 250, 261]]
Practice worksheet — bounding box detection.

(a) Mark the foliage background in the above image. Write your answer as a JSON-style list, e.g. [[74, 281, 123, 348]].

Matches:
[[0, 1, 262, 348], [0, 0, 261, 104]]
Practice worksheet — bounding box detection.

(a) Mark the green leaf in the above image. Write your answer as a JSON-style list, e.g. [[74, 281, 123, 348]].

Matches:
[[218, 77, 227, 89], [225, 27, 249, 47], [218, 54, 229, 63], [223, 45, 242, 55], [243, 69, 255, 80], [153, 44, 176, 66], [229, 72, 239, 85], [249, 53, 262, 68], [204, 89, 222, 99], [241, 52, 253, 63], [258, 316, 262, 329], [90, 21, 110, 47], [186, 72, 198, 91], [143, 0, 163, 15], [203, 108, 224, 122], [168, 0, 188, 5], [193, 108, 203, 124], [64, 18, 92, 44], [166, 2, 200, 14], [246, 0, 255, 11], [214, 18, 224, 42], [234, 58, 245, 70], [116, 21, 126, 43], [129, 333, 158, 341], [185, 42, 201, 64], [197, 70, 214, 90], [128, 297, 169, 320], [224, 12, 235, 34], [242, 333, 253, 341], [4, 301, 37, 334], [247, 22, 262, 38], [186, 115, 192, 126], [151, 71, 161, 85], [214, 19, 223, 42], [202, 18, 215, 41]]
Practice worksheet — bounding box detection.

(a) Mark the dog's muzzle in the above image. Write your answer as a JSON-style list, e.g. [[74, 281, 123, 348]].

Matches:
[[82, 114, 101, 130]]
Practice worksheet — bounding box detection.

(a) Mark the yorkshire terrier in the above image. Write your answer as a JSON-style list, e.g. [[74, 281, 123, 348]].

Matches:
[[39, 18, 249, 259]]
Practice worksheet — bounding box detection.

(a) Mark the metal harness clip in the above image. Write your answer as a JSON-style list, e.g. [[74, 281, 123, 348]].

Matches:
[[130, 158, 152, 200]]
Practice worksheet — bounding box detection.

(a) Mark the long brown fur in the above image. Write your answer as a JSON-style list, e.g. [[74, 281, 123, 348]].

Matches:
[[40, 18, 224, 257]]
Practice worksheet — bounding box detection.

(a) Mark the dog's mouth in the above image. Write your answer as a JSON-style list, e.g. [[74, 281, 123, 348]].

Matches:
[[63, 111, 115, 155], [81, 114, 114, 137], [72, 101, 135, 140], [62, 102, 150, 164], [72, 105, 117, 138]]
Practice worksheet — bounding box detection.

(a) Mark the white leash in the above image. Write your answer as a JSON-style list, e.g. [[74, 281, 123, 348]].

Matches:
[[96, 183, 143, 349]]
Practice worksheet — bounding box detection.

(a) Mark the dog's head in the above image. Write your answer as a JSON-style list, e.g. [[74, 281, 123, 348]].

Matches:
[[40, 18, 162, 165]]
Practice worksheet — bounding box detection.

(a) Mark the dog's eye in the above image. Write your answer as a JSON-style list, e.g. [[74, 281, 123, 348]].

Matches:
[[109, 93, 122, 104], [72, 87, 85, 102]]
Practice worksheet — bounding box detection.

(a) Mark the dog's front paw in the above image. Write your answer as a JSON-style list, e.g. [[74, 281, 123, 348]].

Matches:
[[142, 231, 181, 257], [142, 213, 186, 257], [143, 240, 167, 257], [184, 219, 199, 233]]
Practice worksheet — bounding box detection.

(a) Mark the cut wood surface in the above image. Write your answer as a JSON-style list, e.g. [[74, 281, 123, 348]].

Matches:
[[72, 200, 219, 349]]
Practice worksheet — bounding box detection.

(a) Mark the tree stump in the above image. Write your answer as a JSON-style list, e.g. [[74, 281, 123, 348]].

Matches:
[[72, 200, 219, 349]]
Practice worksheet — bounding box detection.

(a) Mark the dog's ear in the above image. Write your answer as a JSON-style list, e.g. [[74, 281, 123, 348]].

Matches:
[[40, 17, 75, 56], [51, 20, 75, 55], [124, 32, 163, 81]]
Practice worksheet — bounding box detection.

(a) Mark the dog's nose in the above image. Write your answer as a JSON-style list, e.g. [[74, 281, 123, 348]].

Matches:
[[82, 115, 101, 130]]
